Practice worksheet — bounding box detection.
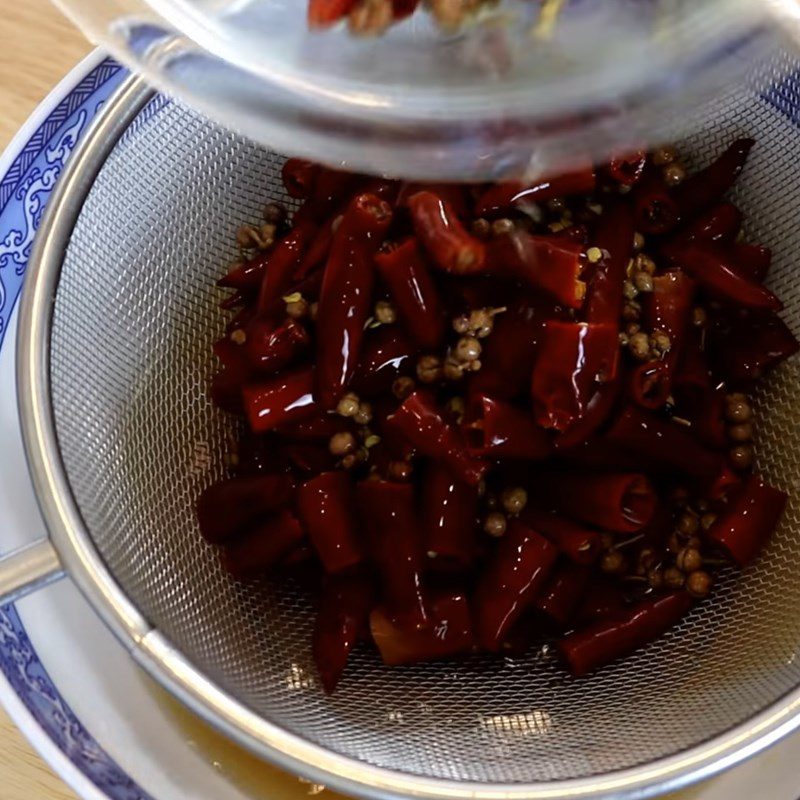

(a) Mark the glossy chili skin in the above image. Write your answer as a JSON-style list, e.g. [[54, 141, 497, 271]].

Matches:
[[520, 508, 602, 565], [243, 367, 319, 433], [530, 470, 656, 533], [707, 312, 799, 383], [664, 243, 781, 311], [196, 474, 294, 543], [705, 474, 788, 566], [422, 464, 479, 571], [294, 213, 337, 280], [489, 233, 585, 309], [313, 573, 375, 693], [603, 405, 723, 486], [474, 162, 595, 216], [244, 318, 309, 374], [356, 480, 427, 624], [675, 202, 742, 245], [281, 159, 320, 197], [351, 326, 417, 397], [633, 173, 680, 234], [314, 194, 393, 408], [469, 295, 555, 401], [375, 238, 446, 349], [729, 243, 772, 283], [220, 510, 305, 577], [274, 412, 354, 441], [256, 219, 316, 315], [608, 150, 646, 185], [531, 321, 620, 432], [407, 191, 486, 275], [673, 138, 754, 219], [586, 203, 635, 325], [217, 250, 271, 291], [464, 394, 551, 460], [384, 391, 488, 486], [296, 471, 366, 573], [474, 520, 558, 651], [629, 270, 695, 409], [533, 561, 592, 627], [558, 591, 693, 676], [370, 591, 474, 666]]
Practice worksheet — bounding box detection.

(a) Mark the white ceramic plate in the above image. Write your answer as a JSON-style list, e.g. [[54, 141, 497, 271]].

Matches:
[[1, 50, 800, 800]]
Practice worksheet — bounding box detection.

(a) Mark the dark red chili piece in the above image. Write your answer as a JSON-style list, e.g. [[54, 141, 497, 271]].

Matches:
[[608, 150, 647, 185], [421, 464, 479, 571], [665, 243, 781, 311], [294, 214, 337, 280], [474, 520, 558, 651], [274, 412, 353, 441], [586, 203, 635, 326], [281, 159, 320, 197], [559, 591, 693, 676], [575, 578, 627, 624], [533, 562, 592, 627], [705, 474, 788, 567], [375, 238, 446, 349], [297, 472, 366, 574], [681, 202, 742, 245], [464, 394, 551, 460], [197, 474, 294, 543], [351, 326, 417, 397], [407, 191, 486, 275], [313, 573, 375, 693], [243, 367, 318, 433], [384, 390, 488, 486], [708, 312, 799, 382], [256, 219, 316, 315], [673, 138, 754, 219], [729, 243, 771, 283], [244, 318, 309, 374], [391, 0, 420, 19], [315, 193, 393, 408], [520, 508, 602, 565], [220, 510, 305, 577], [469, 295, 556, 401], [531, 321, 620, 432], [474, 162, 595, 216], [489, 233, 585, 309], [371, 591, 474, 666], [356, 480, 427, 624], [633, 173, 680, 235], [603, 405, 722, 485], [217, 250, 271, 290], [530, 470, 657, 533]]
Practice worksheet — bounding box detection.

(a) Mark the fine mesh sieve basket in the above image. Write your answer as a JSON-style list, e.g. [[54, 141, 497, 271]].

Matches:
[[8, 59, 800, 800]]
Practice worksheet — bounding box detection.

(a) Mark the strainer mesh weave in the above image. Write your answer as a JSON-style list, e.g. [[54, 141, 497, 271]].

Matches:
[[49, 55, 800, 785]]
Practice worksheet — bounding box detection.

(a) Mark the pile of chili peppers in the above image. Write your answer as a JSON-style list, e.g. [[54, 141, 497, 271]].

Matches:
[[199, 140, 796, 691]]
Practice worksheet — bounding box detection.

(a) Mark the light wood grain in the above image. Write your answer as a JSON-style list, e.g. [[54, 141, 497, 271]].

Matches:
[[0, 3, 88, 797]]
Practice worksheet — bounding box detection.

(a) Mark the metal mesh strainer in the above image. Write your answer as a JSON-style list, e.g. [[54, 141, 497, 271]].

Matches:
[[9, 57, 800, 800]]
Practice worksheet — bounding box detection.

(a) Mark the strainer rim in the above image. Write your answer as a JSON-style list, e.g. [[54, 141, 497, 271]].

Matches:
[[15, 72, 800, 800]]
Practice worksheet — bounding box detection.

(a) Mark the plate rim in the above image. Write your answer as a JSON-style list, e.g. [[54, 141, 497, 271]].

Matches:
[[0, 49, 151, 800]]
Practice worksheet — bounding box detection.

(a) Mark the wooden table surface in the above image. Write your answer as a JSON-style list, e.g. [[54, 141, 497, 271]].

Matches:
[[0, 4, 89, 798]]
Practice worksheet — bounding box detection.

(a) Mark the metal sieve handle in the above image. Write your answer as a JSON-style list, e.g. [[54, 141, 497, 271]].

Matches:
[[0, 539, 64, 605]]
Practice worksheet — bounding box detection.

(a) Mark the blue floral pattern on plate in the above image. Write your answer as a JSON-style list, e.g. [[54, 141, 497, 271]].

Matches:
[[0, 57, 153, 800]]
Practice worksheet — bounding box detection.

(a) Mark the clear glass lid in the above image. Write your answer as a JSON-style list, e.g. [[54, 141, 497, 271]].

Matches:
[[55, 0, 792, 179]]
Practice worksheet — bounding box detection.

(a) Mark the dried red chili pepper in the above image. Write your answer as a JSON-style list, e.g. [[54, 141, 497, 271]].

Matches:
[[559, 591, 693, 676], [705, 474, 787, 566], [315, 193, 393, 407], [220, 510, 306, 577], [531, 321, 620, 432], [407, 191, 486, 275], [243, 367, 318, 433], [384, 390, 488, 486], [375, 238, 446, 349], [474, 520, 558, 650], [673, 138, 754, 219], [313, 573, 375, 693], [474, 162, 595, 216]]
